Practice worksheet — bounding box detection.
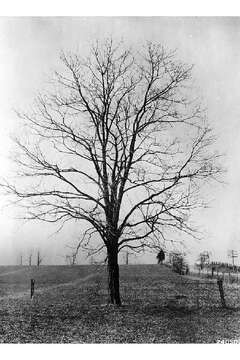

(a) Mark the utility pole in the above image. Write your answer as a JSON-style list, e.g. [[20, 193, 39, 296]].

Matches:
[[20, 254, 23, 266], [228, 250, 238, 267]]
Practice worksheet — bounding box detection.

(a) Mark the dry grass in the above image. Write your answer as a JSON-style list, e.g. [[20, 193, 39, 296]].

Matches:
[[0, 264, 239, 343]]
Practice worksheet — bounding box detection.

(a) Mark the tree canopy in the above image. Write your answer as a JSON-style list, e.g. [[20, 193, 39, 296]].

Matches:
[[3, 40, 222, 304]]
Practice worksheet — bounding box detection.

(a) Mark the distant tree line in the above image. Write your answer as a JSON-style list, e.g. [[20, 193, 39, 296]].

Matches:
[[195, 260, 240, 280], [207, 262, 240, 273]]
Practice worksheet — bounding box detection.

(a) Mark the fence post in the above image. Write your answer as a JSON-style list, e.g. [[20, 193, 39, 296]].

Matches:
[[196, 280, 200, 309], [217, 278, 226, 308], [30, 279, 35, 299], [211, 266, 214, 278]]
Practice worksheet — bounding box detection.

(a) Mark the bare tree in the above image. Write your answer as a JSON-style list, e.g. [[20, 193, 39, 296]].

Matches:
[[171, 252, 188, 275], [37, 250, 43, 266], [3, 40, 222, 305], [198, 251, 211, 270], [28, 252, 32, 267], [65, 254, 75, 266], [65, 241, 83, 266], [125, 251, 129, 265], [65, 255, 70, 265], [65, 252, 77, 266]]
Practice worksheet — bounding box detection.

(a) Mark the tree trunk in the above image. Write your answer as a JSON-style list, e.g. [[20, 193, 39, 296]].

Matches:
[[107, 246, 121, 306]]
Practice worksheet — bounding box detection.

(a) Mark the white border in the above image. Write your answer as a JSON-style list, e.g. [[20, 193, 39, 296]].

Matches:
[[1, 2, 240, 359], [0, 0, 239, 16]]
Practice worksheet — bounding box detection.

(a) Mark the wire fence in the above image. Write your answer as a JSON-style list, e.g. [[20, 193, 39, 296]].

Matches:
[[50, 264, 240, 310], [119, 270, 240, 310], [185, 271, 240, 309]]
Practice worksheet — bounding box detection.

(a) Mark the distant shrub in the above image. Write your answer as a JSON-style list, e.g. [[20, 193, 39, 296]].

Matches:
[[171, 254, 189, 275]]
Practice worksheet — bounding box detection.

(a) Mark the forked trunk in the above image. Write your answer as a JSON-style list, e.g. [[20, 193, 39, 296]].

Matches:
[[107, 246, 121, 306]]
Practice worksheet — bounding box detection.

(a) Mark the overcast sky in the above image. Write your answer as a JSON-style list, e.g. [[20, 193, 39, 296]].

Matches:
[[0, 17, 240, 265]]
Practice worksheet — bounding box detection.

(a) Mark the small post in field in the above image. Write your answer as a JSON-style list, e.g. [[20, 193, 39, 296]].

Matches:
[[196, 279, 201, 309], [30, 279, 35, 299], [217, 278, 226, 308], [211, 265, 215, 278]]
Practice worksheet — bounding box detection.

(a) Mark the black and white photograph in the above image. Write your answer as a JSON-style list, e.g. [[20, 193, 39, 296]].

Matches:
[[0, 12, 240, 345]]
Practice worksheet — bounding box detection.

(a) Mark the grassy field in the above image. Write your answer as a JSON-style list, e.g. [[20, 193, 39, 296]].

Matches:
[[0, 264, 240, 343]]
